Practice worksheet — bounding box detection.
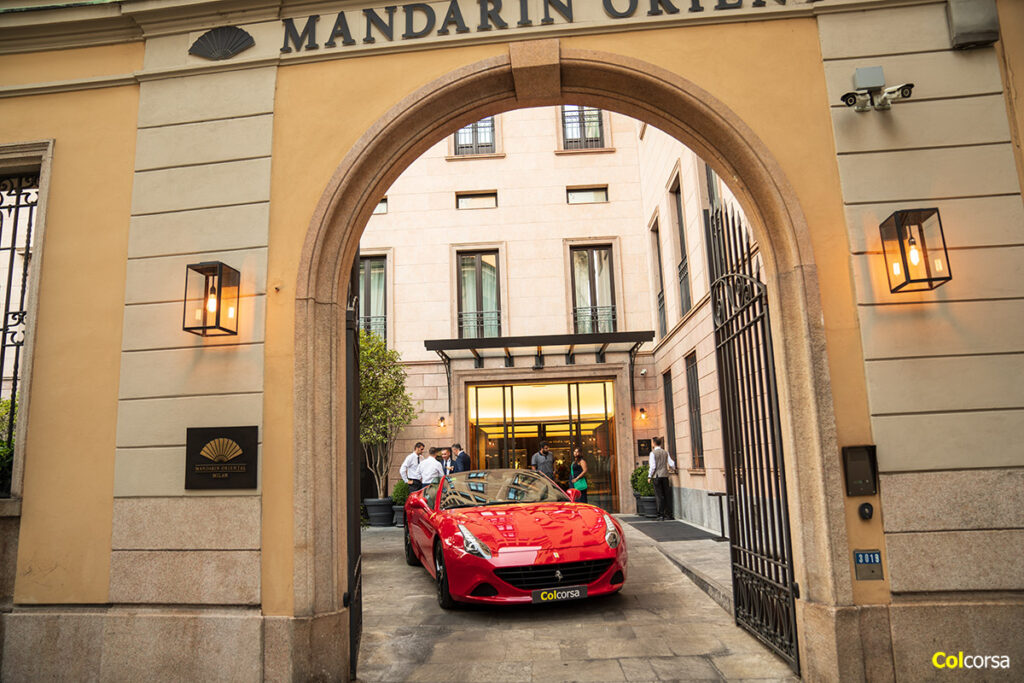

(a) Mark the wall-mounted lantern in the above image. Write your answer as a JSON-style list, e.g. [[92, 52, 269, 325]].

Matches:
[[183, 261, 240, 336], [638, 407, 647, 420], [879, 208, 952, 293], [438, 416, 446, 429]]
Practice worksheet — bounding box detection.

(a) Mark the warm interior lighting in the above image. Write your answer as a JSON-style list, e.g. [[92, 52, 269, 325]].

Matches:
[[879, 208, 951, 293], [183, 261, 241, 336], [206, 284, 218, 313], [907, 236, 921, 266]]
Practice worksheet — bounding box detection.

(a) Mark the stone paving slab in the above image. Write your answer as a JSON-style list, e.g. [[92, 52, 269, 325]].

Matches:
[[355, 524, 796, 682]]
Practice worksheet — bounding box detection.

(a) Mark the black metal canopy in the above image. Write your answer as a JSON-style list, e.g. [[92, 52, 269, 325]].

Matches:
[[425, 330, 654, 364], [424, 331, 655, 411]]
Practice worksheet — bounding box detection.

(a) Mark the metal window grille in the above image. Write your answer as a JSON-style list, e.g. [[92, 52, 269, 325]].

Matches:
[[0, 174, 37, 498], [358, 256, 386, 340], [663, 370, 676, 460], [684, 352, 704, 469], [673, 184, 692, 316], [454, 117, 496, 155], [561, 106, 604, 150], [457, 251, 501, 339], [570, 245, 617, 334]]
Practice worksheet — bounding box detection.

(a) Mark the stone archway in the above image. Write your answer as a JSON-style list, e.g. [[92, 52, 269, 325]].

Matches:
[[293, 40, 852, 679]]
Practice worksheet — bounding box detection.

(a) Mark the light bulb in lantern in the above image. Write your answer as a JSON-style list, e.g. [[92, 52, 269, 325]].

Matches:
[[907, 236, 920, 266], [206, 284, 218, 313]]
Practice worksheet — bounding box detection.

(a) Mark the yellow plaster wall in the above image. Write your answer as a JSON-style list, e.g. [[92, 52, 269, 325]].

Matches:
[[0, 43, 143, 87], [266, 20, 872, 611], [0, 44, 141, 604]]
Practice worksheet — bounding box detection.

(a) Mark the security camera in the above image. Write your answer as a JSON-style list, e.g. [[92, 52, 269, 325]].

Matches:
[[639, 368, 648, 376], [840, 90, 871, 112], [873, 82, 914, 110]]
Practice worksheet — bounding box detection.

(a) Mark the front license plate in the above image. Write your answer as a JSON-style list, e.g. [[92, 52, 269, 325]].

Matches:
[[531, 585, 588, 603]]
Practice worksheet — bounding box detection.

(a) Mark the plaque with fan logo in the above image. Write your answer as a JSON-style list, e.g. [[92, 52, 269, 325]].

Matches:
[[185, 426, 258, 489]]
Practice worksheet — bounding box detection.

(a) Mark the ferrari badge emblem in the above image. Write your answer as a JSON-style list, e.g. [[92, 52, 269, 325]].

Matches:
[[555, 570, 563, 583]]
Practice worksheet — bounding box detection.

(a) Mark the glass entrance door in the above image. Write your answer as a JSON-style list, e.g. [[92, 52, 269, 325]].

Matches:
[[467, 380, 618, 511]]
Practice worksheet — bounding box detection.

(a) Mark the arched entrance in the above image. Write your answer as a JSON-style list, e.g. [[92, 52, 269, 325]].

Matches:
[[294, 41, 851, 679]]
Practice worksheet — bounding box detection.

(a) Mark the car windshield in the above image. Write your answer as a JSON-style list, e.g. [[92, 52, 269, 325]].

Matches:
[[439, 469, 569, 510]]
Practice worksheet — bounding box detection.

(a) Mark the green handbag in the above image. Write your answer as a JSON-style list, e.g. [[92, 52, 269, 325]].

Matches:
[[573, 477, 588, 491]]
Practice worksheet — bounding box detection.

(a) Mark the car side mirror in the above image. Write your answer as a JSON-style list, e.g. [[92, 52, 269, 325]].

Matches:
[[566, 489, 582, 503]]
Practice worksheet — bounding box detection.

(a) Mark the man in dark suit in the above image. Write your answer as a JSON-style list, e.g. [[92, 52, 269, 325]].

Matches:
[[452, 443, 471, 472]]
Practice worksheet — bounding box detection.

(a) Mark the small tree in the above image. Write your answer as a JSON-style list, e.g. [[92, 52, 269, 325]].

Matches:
[[358, 330, 419, 498]]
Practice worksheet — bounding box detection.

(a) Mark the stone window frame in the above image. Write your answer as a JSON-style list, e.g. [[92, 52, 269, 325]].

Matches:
[[356, 247, 394, 347], [448, 241, 509, 340], [446, 114, 506, 160], [0, 140, 53, 503], [554, 106, 614, 154]]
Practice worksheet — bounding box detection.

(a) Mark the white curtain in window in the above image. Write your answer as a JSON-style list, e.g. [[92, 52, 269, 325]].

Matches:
[[481, 253, 498, 337]]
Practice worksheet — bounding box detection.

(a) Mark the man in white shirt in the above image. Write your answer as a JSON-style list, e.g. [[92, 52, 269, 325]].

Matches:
[[648, 436, 676, 521], [419, 446, 446, 486], [400, 442, 425, 491]]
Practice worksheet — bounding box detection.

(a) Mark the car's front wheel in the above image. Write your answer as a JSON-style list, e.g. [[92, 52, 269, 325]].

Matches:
[[434, 543, 456, 610], [404, 523, 419, 566]]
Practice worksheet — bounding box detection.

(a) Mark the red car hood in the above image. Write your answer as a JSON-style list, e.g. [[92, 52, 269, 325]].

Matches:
[[445, 503, 611, 554]]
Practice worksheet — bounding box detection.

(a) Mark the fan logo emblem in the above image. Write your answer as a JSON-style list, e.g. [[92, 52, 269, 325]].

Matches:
[[555, 569, 564, 583], [200, 437, 244, 463]]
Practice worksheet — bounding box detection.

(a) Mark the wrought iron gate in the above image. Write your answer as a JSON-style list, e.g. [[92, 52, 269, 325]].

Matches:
[[345, 260, 363, 680], [0, 174, 37, 498], [704, 204, 799, 673]]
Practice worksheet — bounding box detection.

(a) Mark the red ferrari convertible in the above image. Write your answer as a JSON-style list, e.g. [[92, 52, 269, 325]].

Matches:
[[404, 468, 627, 608]]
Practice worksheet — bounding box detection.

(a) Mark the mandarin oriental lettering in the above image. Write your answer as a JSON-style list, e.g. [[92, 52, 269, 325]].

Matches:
[[280, 0, 789, 53]]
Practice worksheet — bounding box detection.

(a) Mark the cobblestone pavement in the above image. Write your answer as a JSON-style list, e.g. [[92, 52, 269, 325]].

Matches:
[[356, 523, 798, 682]]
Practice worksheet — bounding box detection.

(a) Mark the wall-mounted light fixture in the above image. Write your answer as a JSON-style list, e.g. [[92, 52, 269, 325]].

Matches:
[[638, 408, 647, 420], [438, 416, 446, 429], [879, 208, 951, 293], [183, 261, 240, 336]]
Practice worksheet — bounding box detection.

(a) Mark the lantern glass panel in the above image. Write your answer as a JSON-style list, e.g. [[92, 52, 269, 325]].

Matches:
[[879, 208, 951, 293], [183, 262, 240, 336]]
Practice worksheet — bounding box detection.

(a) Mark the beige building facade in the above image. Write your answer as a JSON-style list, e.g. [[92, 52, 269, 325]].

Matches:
[[0, 0, 1022, 680]]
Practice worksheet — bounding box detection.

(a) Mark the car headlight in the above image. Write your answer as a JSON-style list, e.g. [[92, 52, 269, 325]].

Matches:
[[603, 514, 620, 549], [458, 523, 492, 559]]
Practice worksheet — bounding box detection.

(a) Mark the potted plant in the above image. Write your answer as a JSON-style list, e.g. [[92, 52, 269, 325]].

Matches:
[[359, 330, 419, 526], [391, 479, 410, 527], [631, 464, 657, 518]]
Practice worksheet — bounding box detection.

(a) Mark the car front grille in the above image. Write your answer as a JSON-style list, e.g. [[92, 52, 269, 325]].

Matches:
[[494, 559, 614, 590]]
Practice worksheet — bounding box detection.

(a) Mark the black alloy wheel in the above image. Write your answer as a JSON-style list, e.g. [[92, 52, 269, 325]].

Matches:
[[404, 523, 419, 566], [434, 543, 456, 610]]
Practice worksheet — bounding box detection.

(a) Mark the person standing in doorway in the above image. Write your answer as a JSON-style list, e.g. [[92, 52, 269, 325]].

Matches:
[[648, 436, 676, 520], [419, 446, 445, 486], [530, 441, 555, 480], [452, 443, 471, 473], [570, 448, 589, 504], [400, 442, 425, 492]]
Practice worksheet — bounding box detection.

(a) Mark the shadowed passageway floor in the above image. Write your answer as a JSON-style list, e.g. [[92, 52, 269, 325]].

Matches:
[[356, 523, 797, 682]]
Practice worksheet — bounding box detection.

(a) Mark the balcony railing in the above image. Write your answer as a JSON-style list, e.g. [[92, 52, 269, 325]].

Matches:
[[573, 305, 616, 334], [656, 291, 667, 337], [678, 260, 692, 316], [358, 315, 386, 340], [459, 310, 501, 338]]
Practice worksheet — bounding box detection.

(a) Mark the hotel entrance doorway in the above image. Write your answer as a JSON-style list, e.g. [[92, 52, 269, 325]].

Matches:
[[467, 380, 618, 511]]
